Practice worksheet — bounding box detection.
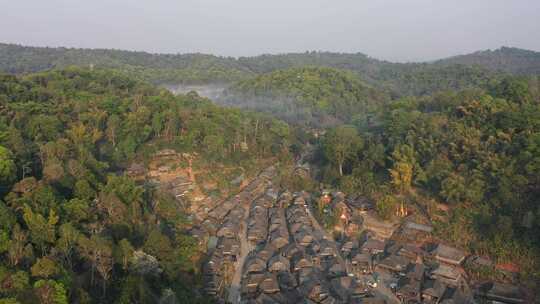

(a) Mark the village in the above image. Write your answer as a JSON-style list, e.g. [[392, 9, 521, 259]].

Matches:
[[195, 173, 527, 303], [129, 151, 529, 304]]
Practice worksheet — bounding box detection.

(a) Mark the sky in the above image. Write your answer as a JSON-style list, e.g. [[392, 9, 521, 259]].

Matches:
[[1, 0, 539, 62]]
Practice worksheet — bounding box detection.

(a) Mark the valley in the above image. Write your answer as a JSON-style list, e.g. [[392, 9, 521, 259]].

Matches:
[[0, 44, 538, 304]]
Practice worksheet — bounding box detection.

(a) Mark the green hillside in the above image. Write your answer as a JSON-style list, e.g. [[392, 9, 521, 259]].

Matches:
[[3, 43, 539, 97], [435, 46, 540, 75], [0, 67, 292, 303], [221, 66, 389, 126]]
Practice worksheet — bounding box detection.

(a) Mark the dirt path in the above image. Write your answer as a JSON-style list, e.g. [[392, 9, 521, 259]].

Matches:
[[227, 202, 253, 304]]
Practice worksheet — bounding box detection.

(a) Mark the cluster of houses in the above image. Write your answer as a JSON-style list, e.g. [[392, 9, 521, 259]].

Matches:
[[131, 154, 529, 303], [238, 191, 386, 304], [201, 167, 276, 298], [320, 190, 528, 304]]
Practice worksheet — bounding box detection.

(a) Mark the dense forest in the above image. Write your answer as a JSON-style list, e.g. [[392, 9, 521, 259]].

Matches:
[[0, 67, 292, 304], [220, 66, 389, 126], [317, 75, 540, 284], [2, 43, 539, 97], [435, 46, 540, 75]]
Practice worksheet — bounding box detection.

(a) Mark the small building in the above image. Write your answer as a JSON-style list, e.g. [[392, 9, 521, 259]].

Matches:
[[219, 237, 240, 260], [475, 282, 525, 304], [268, 254, 290, 273], [397, 244, 426, 261], [301, 279, 330, 303], [361, 239, 386, 255], [243, 272, 265, 294], [294, 230, 314, 246], [429, 264, 462, 286], [292, 254, 313, 272], [362, 213, 398, 239], [431, 244, 466, 266], [319, 239, 337, 257], [245, 256, 267, 273], [375, 254, 410, 275], [351, 252, 372, 274], [260, 273, 280, 294]]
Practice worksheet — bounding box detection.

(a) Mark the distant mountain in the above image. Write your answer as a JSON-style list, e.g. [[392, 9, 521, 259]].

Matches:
[[1, 43, 537, 96], [0, 43, 254, 83], [435, 46, 540, 75], [220, 66, 389, 126]]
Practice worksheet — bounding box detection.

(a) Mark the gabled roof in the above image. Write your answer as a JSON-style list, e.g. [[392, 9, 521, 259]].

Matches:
[[362, 239, 386, 253], [260, 273, 280, 294], [352, 252, 372, 264], [268, 254, 290, 272], [245, 256, 267, 273], [430, 264, 462, 281], [292, 254, 313, 270], [319, 239, 337, 256], [294, 230, 314, 245], [376, 254, 410, 272], [432, 244, 466, 265], [397, 243, 425, 260]]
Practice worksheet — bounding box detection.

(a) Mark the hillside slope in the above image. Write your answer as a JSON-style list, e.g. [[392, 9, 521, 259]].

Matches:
[[0, 67, 292, 303], [435, 46, 540, 75]]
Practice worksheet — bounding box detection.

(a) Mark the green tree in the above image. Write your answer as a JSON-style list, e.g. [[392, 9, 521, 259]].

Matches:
[[376, 195, 398, 220], [322, 125, 363, 176], [0, 145, 17, 190], [31, 257, 59, 279], [22, 206, 58, 255], [33, 279, 68, 304]]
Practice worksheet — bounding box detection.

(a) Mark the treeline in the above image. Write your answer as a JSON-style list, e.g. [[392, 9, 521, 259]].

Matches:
[[2, 43, 539, 97], [318, 76, 540, 282], [220, 66, 389, 127], [435, 46, 540, 75], [0, 67, 292, 303]]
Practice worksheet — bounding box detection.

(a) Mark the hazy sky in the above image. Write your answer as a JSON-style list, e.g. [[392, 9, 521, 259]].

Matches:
[[1, 0, 539, 62]]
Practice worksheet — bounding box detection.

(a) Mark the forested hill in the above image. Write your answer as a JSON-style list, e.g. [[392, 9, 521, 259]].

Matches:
[[0, 43, 254, 83], [435, 46, 540, 75], [2, 43, 539, 97], [0, 67, 292, 303], [220, 66, 389, 127]]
